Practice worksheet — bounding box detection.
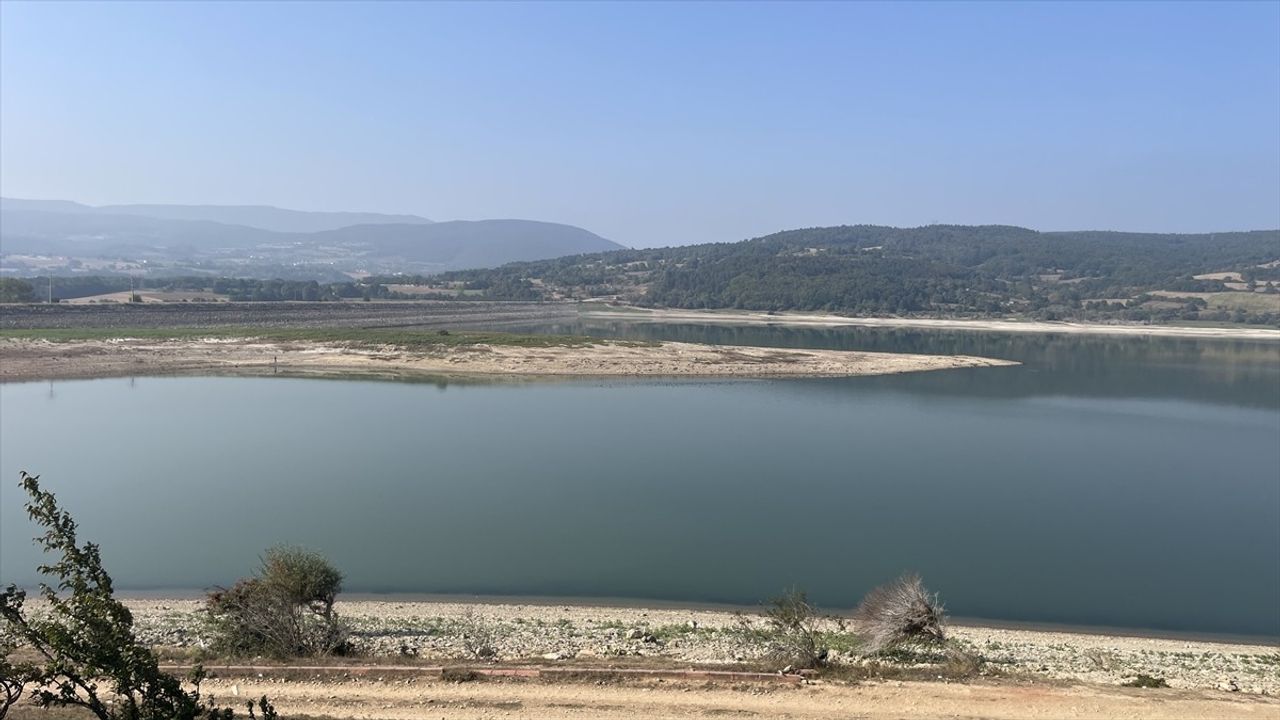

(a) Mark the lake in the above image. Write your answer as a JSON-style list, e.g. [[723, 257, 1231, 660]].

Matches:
[[2, 323, 1278, 636]]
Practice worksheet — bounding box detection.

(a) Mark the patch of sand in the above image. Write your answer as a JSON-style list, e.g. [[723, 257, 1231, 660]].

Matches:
[[582, 308, 1280, 340]]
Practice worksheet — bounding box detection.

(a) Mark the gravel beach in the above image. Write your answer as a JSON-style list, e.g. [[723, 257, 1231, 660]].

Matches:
[[120, 598, 1279, 695]]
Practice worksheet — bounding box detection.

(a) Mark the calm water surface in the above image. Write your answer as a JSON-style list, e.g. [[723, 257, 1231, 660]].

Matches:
[[1, 324, 1277, 635]]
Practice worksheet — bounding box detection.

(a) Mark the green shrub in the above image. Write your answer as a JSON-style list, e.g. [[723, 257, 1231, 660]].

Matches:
[[207, 547, 348, 658]]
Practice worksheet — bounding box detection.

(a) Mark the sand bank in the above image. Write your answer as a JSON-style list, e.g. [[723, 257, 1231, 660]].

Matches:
[[0, 336, 1016, 382], [583, 307, 1280, 340]]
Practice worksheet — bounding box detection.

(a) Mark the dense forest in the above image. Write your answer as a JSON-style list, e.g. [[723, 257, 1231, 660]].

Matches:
[[427, 225, 1280, 326]]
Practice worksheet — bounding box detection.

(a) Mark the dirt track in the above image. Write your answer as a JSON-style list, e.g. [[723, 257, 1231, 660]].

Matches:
[[181, 675, 1280, 720]]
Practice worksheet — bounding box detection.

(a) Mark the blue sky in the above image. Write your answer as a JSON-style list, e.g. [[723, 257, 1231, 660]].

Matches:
[[2, 1, 1277, 247]]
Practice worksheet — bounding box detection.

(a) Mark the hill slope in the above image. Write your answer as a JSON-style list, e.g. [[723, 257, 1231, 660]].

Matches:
[[432, 225, 1280, 325], [309, 220, 623, 267]]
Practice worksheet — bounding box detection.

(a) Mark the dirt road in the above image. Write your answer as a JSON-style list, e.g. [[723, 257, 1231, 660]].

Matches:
[[191, 675, 1277, 720]]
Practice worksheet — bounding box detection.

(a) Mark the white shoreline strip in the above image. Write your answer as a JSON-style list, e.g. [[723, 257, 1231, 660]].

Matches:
[[584, 308, 1280, 340]]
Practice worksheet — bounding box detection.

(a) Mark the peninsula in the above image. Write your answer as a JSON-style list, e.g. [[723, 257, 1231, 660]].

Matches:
[[0, 329, 1016, 383]]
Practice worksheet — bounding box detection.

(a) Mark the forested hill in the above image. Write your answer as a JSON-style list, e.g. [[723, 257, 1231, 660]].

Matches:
[[427, 225, 1280, 325]]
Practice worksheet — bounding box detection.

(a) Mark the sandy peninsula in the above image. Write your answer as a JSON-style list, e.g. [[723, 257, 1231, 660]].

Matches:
[[0, 335, 1016, 382], [583, 307, 1280, 340]]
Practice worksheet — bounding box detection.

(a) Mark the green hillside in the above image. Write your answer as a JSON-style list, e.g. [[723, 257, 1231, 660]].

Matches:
[[426, 225, 1280, 325]]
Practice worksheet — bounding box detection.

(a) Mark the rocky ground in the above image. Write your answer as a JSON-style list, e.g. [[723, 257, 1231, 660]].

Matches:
[[122, 599, 1278, 695]]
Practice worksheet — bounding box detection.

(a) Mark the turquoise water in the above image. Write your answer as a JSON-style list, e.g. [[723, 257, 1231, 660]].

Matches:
[[1, 326, 1277, 635]]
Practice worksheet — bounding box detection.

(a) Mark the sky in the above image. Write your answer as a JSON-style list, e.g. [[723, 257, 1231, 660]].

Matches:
[[1, 1, 1277, 248]]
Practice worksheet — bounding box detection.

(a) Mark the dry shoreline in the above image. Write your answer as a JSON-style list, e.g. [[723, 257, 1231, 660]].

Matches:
[[0, 336, 1017, 383], [119, 597, 1278, 697], [13, 596, 1277, 719], [583, 307, 1280, 340]]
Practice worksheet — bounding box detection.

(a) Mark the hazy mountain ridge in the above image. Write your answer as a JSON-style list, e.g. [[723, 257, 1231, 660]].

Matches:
[[0, 197, 432, 233], [0, 199, 624, 275]]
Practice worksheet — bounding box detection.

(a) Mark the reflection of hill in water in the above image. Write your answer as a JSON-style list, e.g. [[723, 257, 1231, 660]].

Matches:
[[508, 321, 1280, 410]]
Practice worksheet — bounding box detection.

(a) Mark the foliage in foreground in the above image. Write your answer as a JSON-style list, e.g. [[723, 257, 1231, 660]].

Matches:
[[852, 573, 948, 654], [0, 472, 275, 720], [206, 547, 348, 658]]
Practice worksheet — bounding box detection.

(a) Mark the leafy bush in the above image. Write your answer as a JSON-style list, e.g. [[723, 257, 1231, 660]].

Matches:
[[763, 587, 827, 669], [0, 472, 272, 719], [207, 547, 348, 658], [852, 573, 947, 654]]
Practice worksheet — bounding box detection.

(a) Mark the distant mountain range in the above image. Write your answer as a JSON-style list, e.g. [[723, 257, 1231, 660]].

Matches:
[[0, 198, 434, 233], [0, 198, 623, 278]]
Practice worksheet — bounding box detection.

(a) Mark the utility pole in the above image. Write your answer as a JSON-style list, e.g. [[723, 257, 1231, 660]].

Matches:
[[48, 275, 53, 304]]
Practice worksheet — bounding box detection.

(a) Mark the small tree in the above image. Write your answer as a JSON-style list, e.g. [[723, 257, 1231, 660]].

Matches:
[[852, 573, 947, 654], [763, 587, 825, 669], [0, 472, 269, 719], [207, 546, 347, 658]]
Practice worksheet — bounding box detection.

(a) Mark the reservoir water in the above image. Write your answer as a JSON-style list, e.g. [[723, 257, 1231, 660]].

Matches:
[[2, 323, 1277, 636]]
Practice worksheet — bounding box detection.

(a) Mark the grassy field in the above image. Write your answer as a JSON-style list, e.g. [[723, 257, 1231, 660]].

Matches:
[[0, 327, 654, 349], [1149, 290, 1280, 313]]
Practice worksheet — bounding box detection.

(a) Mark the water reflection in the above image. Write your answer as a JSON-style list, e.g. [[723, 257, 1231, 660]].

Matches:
[[499, 320, 1280, 410]]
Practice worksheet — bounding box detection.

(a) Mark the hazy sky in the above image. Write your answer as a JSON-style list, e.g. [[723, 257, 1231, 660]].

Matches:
[[2, 1, 1277, 247]]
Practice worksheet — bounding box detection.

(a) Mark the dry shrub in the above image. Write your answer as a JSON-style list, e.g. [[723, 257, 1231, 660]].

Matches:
[[852, 573, 946, 654], [764, 588, 826, 669], [457, 608, 498, 661]]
